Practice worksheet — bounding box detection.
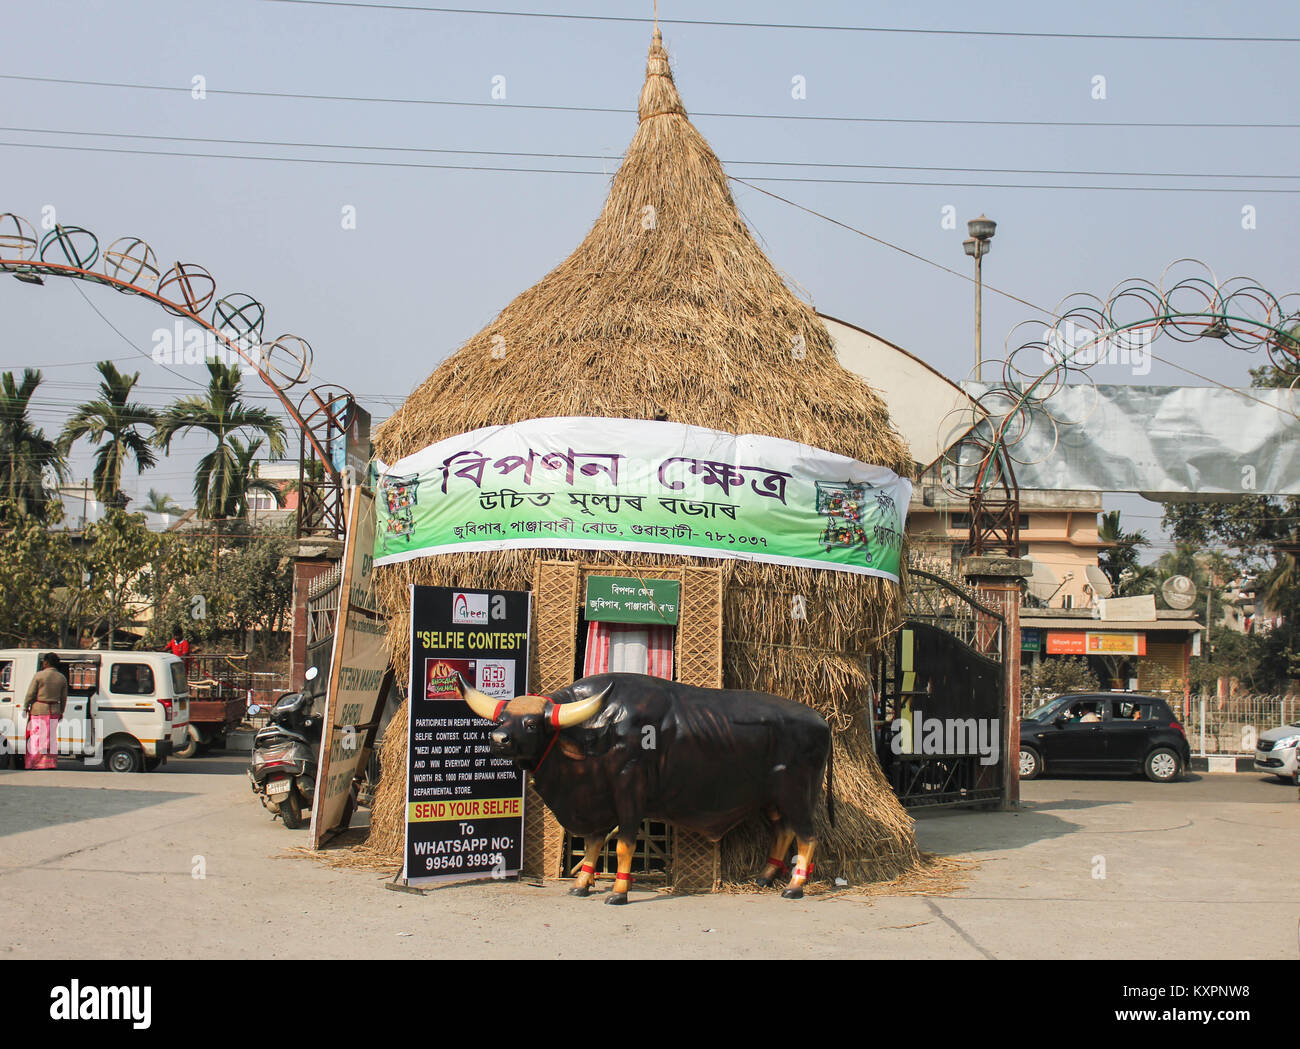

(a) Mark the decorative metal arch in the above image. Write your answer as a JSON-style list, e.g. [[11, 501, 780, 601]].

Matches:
[[940, 260, 1300, 556], [0, 212, 355, 538]]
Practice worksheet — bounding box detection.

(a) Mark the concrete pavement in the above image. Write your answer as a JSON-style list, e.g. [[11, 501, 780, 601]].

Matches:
[[0, 753, 1295, 959]]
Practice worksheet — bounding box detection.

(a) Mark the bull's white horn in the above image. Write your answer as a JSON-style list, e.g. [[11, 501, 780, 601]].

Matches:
[[549, 682, 614, 729], [456, 673, 502, 721]]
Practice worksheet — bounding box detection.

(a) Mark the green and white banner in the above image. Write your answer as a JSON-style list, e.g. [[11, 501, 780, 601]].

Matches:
[[374, 417, 912, 582]]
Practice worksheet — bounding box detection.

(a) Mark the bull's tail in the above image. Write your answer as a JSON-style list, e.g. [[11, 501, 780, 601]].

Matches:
[[825, 741, 836, 829]]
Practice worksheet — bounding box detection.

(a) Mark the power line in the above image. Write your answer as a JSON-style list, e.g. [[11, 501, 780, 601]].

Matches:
[[264, 1, 1300, 44], [9, 137, 1299, 194], [9, 124, 1300, 181], [730, 176, 1051, 316], [4, 72, 1300, 130], [0, 138, 597, 177]]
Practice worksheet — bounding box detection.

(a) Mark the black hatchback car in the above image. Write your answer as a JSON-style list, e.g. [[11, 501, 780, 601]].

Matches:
[[1018, 693, 1192, 783]]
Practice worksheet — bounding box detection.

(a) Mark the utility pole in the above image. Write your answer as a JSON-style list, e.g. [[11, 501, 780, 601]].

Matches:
[[963, 215, 997, 381]]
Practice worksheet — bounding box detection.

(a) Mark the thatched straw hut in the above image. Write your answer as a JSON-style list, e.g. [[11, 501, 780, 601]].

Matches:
[[365, 30, 922, 888]]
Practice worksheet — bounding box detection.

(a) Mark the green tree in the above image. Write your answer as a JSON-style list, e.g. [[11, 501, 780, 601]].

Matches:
[[1023, 657, 1098, 707], [154, 360, 286, 522], [80, 509, 162, 648], [1098, 510, 1153, 595], [0, 369, 66, 519], [217, 436, 284, 520], [142, 526, 293, 658], [142, 488, 183, 515], [0, 499, 79, 644], [58, 361, 158, 506]]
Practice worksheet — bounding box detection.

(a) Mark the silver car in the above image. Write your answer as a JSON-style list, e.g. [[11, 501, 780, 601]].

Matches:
[[1254, 722, 1300, 782]]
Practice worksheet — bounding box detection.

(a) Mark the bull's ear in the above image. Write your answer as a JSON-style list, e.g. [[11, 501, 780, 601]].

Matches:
[[457, 674, 503, 721]]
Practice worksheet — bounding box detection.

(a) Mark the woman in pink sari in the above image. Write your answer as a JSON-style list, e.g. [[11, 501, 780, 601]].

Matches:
[[23, 652, 67, 770]]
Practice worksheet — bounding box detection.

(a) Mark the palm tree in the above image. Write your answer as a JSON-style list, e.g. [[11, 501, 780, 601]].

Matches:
[[142, 488, 183, 515], [0, 368, 66, 518], [59, 361, 158, 506], [154, 360, 287, 522], [1098, 510, 1152, 595], [219, 436, 284, 520]]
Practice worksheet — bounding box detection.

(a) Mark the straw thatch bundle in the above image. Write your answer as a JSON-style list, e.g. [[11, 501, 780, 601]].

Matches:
[[363, 31, 922, 884]]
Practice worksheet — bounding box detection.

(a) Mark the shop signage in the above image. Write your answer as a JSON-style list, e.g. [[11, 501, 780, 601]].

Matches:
[[1045, 631, 1146, 656], [584, 575, 680, 625]]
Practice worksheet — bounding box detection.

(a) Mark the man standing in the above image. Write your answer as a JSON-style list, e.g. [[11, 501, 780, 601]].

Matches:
[[165, 628, 191, 667], [23, 652, 68, 770]]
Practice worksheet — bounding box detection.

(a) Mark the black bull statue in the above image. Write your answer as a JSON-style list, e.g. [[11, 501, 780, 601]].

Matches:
[[456, 672, 834, 903]]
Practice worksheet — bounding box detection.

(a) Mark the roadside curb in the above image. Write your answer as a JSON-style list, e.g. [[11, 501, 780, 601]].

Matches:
[[1189, 755, 1256, 774]]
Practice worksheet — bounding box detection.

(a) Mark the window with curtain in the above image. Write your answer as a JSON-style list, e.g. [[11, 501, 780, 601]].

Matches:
[[583, 622, 674, 679]]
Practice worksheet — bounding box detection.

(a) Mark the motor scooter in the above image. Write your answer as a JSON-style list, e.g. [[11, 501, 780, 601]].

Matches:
[[248, 666, 322, 829]]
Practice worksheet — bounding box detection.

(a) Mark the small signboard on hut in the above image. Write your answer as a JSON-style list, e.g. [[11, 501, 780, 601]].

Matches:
[[402, 585, 531, 886], [585, 575, 680, 624]]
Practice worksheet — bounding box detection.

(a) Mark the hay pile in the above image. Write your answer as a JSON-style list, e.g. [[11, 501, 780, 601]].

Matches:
[[360, 30, 923, 885]]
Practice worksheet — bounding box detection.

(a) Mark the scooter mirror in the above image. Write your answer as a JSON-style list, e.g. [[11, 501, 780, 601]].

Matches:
[[248, 704, 261, 715]]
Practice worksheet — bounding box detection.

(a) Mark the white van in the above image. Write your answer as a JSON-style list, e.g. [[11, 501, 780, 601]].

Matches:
[[0, 650, 190, 773]]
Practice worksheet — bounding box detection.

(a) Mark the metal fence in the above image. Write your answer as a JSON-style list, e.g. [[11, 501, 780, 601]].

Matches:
[[187, 653, 291, 731], [1182, 694, 1300, 756]]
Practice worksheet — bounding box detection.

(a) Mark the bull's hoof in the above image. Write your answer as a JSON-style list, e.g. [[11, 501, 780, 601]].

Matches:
[[755, 876, 775, 889], [780, 886, 804, 900], [568, 884, 591, 898], [604, 892, 629, 906]]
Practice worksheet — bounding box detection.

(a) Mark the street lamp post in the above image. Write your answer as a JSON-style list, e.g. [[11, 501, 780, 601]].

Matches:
[[963, 214, 997, 381]]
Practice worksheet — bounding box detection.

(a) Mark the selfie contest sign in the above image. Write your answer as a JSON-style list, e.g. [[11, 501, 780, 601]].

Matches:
[[403, 585, 531, 887], [373, 417, 911, 582]]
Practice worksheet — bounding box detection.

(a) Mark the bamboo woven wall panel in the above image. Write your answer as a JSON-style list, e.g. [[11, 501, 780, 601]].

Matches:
[[522, 777, 546, 877], [533, 560, 580, 694], [671, 565, 723, 887], [677, 565, 723, 688], [522, 777, 565, 880], [672, 828, 721, 891], [562, 819, 672, 880], [526, 561, 580, 878]]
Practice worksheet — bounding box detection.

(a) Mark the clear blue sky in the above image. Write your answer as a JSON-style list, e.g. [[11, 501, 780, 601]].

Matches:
[[3, 0, 1298, 556]]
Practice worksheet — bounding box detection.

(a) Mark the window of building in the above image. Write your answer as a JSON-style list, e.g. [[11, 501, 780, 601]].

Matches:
[[1061, 593, 1075, 609]]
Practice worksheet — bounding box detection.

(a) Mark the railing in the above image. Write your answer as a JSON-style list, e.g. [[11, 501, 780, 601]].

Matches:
[[306, 563, 343, 648], [1183, 694, 1299, 756], [904, 567, 1006, 661], [185, 653, 291, 729]]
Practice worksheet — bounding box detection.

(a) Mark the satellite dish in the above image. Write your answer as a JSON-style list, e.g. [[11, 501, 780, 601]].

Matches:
[[1162, 574, 1198, 610], [1025, 557, 1062, 603], [1085, 565, 1113, 599]]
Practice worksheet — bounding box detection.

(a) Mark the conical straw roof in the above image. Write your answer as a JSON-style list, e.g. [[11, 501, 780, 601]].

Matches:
[[358, 33, 928, 889], [375, 30, 911, 474]]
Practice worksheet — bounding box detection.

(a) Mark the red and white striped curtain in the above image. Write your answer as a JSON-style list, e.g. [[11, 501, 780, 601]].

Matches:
[[584, 622, 674, 680]]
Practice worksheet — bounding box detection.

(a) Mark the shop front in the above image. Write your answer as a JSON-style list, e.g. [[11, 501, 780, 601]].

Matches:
[[1020, 611, 1204, 716]]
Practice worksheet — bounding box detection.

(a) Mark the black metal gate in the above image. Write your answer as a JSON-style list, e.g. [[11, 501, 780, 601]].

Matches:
[[876, 569, 1007, 808]]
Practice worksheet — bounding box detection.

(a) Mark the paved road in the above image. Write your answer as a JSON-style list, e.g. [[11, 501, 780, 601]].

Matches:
[[0, 754, 1295, 959]]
